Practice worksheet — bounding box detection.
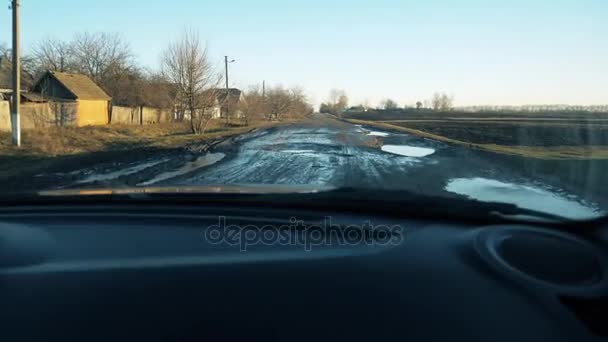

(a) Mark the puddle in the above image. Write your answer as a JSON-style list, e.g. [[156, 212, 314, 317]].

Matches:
[[76, 159, 169, 184], [138, 153, 225, 186], [445, 177, 602, 220], [282, 150, 316, 154], [367, 131, 390, 137], [382, 145, 436, 157]]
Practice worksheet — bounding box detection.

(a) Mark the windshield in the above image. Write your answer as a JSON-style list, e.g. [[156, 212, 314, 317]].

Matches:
[[0, 0, 606, 220]]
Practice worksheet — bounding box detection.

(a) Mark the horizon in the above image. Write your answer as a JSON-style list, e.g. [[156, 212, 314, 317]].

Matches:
[[1, 0, 607, 107]]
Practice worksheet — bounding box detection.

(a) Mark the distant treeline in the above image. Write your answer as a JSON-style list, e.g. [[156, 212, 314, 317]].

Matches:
[[342, 107, 608, 122], [456, 105, 608, 113]]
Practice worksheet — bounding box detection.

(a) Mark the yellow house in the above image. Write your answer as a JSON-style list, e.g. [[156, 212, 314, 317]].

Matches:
[[31, 71, 111, 126]]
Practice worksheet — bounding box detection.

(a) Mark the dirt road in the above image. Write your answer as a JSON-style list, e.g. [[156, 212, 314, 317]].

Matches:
[[13, 114, 608, 219]]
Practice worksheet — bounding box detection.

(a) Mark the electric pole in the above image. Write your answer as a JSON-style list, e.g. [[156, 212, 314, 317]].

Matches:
[[224, 56, 235, 89], [262, 80, 265, 97], [11, 0, 20, 146]]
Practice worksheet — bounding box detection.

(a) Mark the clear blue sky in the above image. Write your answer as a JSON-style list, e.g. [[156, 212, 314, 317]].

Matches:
[[1, 0, 607, 107]]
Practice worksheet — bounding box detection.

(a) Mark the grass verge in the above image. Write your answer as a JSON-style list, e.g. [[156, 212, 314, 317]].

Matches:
[[0, 119, 298, 179]]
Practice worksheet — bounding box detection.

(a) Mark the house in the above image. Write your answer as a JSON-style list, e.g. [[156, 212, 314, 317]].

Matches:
[[212, 88, 245, 119], [174, 88, 245, 121], [0, 89, 47, 103], [30, 71, 111, 126], [0, 89, 12, 101], [345, 105, 369, 113], [21, 92, 48, 103]]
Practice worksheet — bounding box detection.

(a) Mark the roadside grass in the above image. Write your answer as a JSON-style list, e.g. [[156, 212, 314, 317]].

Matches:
[[0, 120, 295, 157], [0, 119, 298, 179], [347, 119, 608, 160]]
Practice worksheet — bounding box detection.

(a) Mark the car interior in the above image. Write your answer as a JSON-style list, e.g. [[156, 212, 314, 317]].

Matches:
[[1, 190, 607, 341]]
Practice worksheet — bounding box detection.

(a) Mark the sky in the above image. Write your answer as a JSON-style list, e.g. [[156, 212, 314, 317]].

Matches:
[[1, 0, 607, 107]]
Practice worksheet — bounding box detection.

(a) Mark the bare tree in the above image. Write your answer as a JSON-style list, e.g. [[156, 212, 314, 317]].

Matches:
[[0, 43, 36, 89], [32, 37, 74, 73], [0, 43, 9, 60], [240, 85, 267, 125], [416, 101, 423, 110], [329, 89, 348, 111], [431, 93, 441, 111], [382, 99, 399, 110], [328, 89, 341, 106], [432, 92, 454, 111], [0, 43, 11, 88], [161, 29, 221, 134], [266, 86, 292, 121], [287, 87, 313, 119], [321, 89, 348, 116], [141, 72, 176, 111], [71, 32, 132, 83], [104, 67, 152, 112], [442, 94, 454, 111], [337, 94, 348, 112], [29, 34, 140, 103], [261, 85, 312, 121]]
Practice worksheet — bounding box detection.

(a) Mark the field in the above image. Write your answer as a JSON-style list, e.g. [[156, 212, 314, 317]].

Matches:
[[388, 121, 608, 146], [345, 108, 608, 121], [344, 109, 608, 160]]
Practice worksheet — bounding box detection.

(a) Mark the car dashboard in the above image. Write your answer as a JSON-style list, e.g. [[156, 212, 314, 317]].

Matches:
[[1, 202, 607, 341]]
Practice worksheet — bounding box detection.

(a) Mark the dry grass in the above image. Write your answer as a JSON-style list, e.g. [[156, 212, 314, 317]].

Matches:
[[347, 119, 608, 160], [0, 120, 292, 157], [0, 123, 189, 156], [0, 119, 300, 181]]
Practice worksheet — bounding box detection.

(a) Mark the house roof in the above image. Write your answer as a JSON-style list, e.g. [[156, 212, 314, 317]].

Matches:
[[21, 92, 47, 103], [215, 88, 243, 106], [48, 71, 111, 101], [0, 89, 42, 101]]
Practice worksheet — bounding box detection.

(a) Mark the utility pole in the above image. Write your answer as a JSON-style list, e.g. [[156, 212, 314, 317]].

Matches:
[[262, 80, 265, 97], [10, 0, 20, 146], [224, 56, 235, 89], [224, 56, 228, 89]]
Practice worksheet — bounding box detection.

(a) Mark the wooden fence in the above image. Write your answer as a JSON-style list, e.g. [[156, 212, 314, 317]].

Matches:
[[110, 106, 173, 125], [0, 101, 77, 131], [0, 100, 174, 131]]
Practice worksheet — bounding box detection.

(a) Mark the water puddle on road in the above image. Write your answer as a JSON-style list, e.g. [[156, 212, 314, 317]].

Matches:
[[367, 131, 390, 137], [282, 150, 316, 155], [76, 159, 170, 184], [445, 177, 603, 220], [382, 145, 436, 157], [138, 153, 226, 186]]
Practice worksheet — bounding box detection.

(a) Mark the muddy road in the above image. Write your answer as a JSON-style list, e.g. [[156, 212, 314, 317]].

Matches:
[[21, 114, 608, 219]]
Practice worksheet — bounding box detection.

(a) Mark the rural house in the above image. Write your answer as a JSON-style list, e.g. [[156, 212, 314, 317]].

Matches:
[[31, 71, 111, 126], [213, 88, 245, 119], [184, 88, 245, 120]]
